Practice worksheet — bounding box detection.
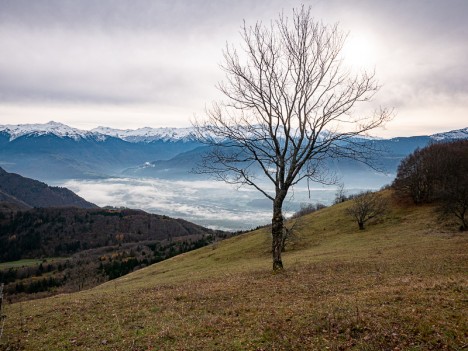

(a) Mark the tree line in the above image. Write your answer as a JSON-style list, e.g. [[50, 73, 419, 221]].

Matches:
[[393, 140, 468, 230]]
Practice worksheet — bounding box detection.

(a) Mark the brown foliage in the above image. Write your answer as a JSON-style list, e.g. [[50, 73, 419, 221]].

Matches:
[[393, 140, 468, 230]]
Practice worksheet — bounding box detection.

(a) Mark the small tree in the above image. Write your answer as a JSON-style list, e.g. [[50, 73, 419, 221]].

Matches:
[[334, 183, 347, 204], [194, 6, 389, 270], [346, 191, 387, 230], [280, 219, 298, 253]]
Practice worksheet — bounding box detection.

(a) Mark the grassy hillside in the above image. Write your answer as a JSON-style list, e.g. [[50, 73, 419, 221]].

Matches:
[[1, 191, 467, 350]]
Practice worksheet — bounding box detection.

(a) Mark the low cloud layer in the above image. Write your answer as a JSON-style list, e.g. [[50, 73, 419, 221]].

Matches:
[[62, 177, 341, 231]]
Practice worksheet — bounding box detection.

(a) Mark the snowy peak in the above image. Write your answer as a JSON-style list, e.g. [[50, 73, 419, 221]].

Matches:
[[0, 121, 104, 141], [430, 127, 468, 141], [91, 126, 197, 142], [0, 121, 198, 143], [1, 121, 467, 144]]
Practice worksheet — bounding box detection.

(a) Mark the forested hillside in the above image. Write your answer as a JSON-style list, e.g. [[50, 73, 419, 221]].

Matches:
[[0, 167, 97, 208], [0, 205, 229, 301]]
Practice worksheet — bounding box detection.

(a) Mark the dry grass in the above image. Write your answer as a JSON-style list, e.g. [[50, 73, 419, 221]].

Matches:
[[1, 191, 467, 350]]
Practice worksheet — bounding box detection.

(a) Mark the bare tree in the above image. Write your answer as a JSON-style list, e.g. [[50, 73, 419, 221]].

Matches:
[[281, 218, 298, 253], [194, 6, 390, 270], [392, 147, 438, 204], [334, 183, 347, 204], [346, 191, 387, 230]]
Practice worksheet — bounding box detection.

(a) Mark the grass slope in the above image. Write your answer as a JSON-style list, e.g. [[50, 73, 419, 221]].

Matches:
[[0, 258, 64, 270], [1, 191, 467, 350]]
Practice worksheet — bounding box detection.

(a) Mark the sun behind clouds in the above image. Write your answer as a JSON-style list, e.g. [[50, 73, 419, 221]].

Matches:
[[342, 32, 378, 71]]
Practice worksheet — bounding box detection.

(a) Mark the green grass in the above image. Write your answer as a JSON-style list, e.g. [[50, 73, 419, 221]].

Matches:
[[1, 191, 467, 350], [0, 258, 65, 270]]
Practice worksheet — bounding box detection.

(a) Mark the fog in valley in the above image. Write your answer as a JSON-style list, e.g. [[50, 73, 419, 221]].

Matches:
[[62, 177, 374, 231]]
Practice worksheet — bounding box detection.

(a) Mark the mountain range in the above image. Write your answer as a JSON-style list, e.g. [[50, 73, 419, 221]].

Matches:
[[0, 121, 202, 181], [1, 121, 467, 185], [0, 166, 97, 209], [0, 121, 198, 142]]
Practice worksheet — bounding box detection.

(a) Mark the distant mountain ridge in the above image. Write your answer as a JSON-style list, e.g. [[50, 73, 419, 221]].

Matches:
[[91, 125, 198, 143], [0, 121, 466, 183], [0, 121, 198, 143], [0, 167, 97, 208], [431, 127, 468, 141], [0, 121, 105, 142], [0, 122, 203, 181], [1, 121, 467, 143]]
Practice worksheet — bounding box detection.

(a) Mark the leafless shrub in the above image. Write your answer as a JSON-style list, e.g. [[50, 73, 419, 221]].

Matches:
[[334, 184, 348, 204], [290, 203, 327, 219], [346, 191, 387, 230]]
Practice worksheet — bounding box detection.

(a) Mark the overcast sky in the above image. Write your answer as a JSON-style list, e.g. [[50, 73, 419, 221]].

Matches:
[[0, 0, 467, 137]]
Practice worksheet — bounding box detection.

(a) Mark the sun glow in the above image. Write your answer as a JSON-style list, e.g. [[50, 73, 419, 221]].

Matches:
[[342, 34, 377, 70]]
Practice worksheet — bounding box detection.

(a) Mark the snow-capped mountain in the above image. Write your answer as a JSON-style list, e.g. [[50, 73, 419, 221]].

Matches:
[[0, 121, 106, 141], [2, 121, 467, 144], [0, 121, 466, 183], [0, 121, 199, 143], [0, 121, 204, 181], [91, 126, 197, 143], [431, 127, 468, 141]]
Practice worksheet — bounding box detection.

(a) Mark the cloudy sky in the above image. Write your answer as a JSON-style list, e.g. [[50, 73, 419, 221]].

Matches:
[[0, 0, 467, 137]]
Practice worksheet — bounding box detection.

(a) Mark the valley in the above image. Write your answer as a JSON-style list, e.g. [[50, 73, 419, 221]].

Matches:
[[0, 168, 230, 302], [61, 177, 342, 231]]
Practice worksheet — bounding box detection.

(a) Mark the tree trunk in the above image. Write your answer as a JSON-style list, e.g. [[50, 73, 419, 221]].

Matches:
[[358, 221, 364, 230], [461, 209, 467, 231], [272, 196, 285, 270]]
